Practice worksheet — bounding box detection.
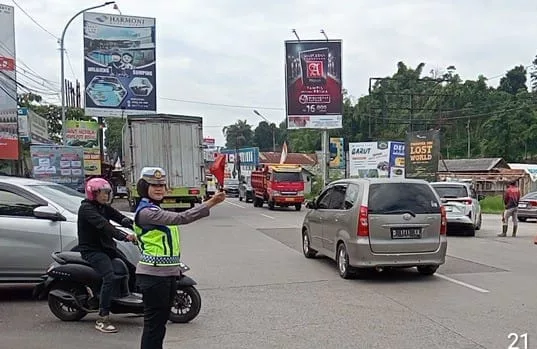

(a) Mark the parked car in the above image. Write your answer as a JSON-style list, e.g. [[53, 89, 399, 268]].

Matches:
[[517, 191, 537, 222], [0, 176, 139, 284], [301, 178, 448, 279], [430, 181, 483, 236]]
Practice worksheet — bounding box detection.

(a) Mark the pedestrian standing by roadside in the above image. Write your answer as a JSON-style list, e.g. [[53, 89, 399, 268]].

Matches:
[[499, 180, 521, 237], [133, 167, 226, 349]]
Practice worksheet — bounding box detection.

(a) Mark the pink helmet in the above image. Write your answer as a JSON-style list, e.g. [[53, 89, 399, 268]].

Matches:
[[85, 177, 112, 201]]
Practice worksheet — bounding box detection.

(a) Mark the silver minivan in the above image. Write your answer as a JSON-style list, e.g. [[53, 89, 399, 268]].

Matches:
[[301, 178, 448, 279]]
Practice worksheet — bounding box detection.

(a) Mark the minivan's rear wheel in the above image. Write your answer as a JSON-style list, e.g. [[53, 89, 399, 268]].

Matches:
[[337, 243, 354, 279], [417, 265, 438, 276], [302, 229, 317, 258]]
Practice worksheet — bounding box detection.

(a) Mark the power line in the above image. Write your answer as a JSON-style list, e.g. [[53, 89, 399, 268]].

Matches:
[[159, 97, 284, 111], [11, 0, 58, 40]]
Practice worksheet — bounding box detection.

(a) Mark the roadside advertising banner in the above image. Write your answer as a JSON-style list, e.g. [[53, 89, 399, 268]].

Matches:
[[30, 145, 85, 190], [65, 120, 101, 175], [389, 141, 405, 178], [329, 137, 345, 169], [405, 130, 441, 181], [285, 40, 342, 129], [83, 12, 156, 117], [220, 147, 260, 179], [349, 141, 405, 178], [0, 4, 18, 160]]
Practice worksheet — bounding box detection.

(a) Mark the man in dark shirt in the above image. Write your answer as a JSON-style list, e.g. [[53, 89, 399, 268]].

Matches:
[[77, 178, 137, 333], [499, 181, 521, 237]]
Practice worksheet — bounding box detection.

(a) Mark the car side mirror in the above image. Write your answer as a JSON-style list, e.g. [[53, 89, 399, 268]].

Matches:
[[34, 205, 66, 222], [306, 200, 316, 209], [477, 194, 485, 201]]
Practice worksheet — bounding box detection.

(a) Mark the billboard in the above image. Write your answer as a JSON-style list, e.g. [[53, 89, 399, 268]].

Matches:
[[26, 108, 51, 144], [349, 141, 405, 178], [219, 147, 260, 179], [30, 145, 85, 190], [405, 130, 441, 181], [0, 4, 18, 160], [329, 137, 345, 169], [389, 141, 405, 178], [285, 40, 342, 129], [83, 12, 156, 117], [65, 120, 101, 175]]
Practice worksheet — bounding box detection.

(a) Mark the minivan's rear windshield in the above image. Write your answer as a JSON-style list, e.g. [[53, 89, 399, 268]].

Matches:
[[368, 183, 440, 214], [273, 172, 302, 182], [431, 185, 468, 198]]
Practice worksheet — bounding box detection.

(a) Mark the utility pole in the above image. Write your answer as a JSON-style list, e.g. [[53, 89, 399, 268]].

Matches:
[[60, 2, 116, 144], [466, 119, 471, 158]]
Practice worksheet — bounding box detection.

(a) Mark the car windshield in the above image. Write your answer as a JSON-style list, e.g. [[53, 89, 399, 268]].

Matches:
[[27, 184, 85, 214], [368, 183, 441, 214], [273, 172, 302, 182], [431, 185, 468, 198]]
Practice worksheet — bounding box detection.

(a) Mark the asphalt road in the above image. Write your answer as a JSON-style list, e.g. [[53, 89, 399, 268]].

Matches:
[[1, 198, 537, 349]]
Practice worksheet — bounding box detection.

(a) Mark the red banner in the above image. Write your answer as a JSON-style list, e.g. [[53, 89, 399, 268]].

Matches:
[[0, 137, 18, 160]]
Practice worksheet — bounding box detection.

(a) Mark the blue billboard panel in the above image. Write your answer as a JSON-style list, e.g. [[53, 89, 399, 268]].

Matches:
[[83, 12, 156, 117]]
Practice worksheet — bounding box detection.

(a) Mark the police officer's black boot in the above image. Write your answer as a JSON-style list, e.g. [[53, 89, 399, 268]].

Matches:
[[498, 225, 508, 237], [512, 226, 518, 237]]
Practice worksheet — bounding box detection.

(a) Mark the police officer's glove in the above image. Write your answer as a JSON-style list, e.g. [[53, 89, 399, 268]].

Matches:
[[121, 217, 134, 230]]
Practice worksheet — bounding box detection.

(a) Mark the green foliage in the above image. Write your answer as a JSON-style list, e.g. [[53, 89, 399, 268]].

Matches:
[[223, 58, 537, 163], [104, 117, 126, 159], [480, 195, 505, 214]]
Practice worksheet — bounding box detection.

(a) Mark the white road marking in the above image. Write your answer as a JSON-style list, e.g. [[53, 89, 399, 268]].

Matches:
[[224, 200, 246, 209], [261, 214, 275, 219], [435, 273, 490, 293]]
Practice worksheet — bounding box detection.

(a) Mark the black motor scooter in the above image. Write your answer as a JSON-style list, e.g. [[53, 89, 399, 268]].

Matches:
[[34, 249, 201, 323]]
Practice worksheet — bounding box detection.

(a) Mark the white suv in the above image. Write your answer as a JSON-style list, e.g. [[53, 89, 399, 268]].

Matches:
[[431, 181, 483, 236]]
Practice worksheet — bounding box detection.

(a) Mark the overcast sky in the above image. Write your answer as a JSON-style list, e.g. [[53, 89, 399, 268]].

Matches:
[[7, 0, 537, 145]]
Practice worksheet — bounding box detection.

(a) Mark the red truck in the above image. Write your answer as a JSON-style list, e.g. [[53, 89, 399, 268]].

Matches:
[[251, 164, 305, 211]]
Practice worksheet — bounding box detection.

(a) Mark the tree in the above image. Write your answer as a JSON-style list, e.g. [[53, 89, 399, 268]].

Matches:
[[498, 65, 527, 95], [222, 120, 254, 148], [252, 121, 276, 151], [104, 117, 126, 160]]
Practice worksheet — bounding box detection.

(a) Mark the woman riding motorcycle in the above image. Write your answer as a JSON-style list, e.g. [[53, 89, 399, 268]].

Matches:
[[76, 177, 137, 333], [133, 167, 225, 349]]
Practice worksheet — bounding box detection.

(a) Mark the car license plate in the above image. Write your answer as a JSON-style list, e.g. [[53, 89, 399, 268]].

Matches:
[[391, 228, 422, 239], [519, 203, 527, 208], [164, 199, 176, 203], [285, 198, 294, 202]]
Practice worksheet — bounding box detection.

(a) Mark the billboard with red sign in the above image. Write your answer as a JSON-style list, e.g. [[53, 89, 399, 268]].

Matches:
[[0, 4, 18, 160], [285, 40, 342, 130]]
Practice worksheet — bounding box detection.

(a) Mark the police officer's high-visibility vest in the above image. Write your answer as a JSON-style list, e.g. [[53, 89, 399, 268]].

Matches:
[[133, 198, 181, 266]]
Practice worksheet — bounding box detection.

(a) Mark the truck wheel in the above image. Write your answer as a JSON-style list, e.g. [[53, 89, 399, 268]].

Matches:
[[295, 204, 302, 211]]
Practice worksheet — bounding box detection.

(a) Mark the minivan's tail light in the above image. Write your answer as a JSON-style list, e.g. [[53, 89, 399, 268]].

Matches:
[[464, 199, 473, 205], [357, 205, 369, 236], [529, 200, 537, 207], [440, 206, 447, 235]]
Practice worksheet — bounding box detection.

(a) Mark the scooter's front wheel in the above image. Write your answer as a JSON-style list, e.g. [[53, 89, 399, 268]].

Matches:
[[169, 286, 201, 323], [48, 282, 88, 321]]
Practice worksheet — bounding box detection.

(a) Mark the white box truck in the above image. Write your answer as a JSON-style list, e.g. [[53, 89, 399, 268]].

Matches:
[[122, 114, 205, 211]]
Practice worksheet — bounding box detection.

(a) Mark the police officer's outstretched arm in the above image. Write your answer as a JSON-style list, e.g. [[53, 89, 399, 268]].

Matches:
[[79, 202, 130, 241], [137, 191, 226, 226]]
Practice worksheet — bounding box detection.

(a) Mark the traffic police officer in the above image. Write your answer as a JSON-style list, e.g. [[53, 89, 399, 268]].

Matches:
[[134, 167, 225, 349]]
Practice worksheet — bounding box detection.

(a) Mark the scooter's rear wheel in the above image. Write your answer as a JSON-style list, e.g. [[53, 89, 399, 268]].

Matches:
[[168, 286, 201, 323], [48, 282, 88, 322]]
